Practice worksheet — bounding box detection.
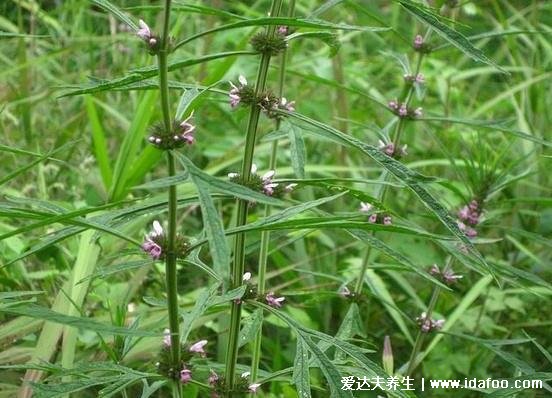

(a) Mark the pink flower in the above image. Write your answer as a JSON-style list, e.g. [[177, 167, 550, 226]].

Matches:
[[208, 370, 219, 385], [180, 368, 192, 384], [266, 292, 285, 308], [137, 19, 152, 41], [388, 100, 398, 110], [278, 26, 288, 35], [229, 75, 248, 108], [189, 339, 208, 357], [413, 34, 424, 49], [248, 383, 261, 393], [179, 114, 196, 145], [368, 214, 378, 223], [280, 97, 295, 112], [339, 286, 351, 298], [399, 104, 408, 117], [359, 202, 373, 213], [142, 239, 162, 260], [383, 216, 392, 225], [142, 221, 164, 260]]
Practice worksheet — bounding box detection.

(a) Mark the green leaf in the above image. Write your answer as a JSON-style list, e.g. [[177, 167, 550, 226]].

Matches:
[[186, 166, 230, 282], [238, 308, 263, 348], [286, 121, 306, 179], [59, 52, 255, 97], [292, 338, 312, 398], [398, 0, 504, 72], [423, 116, 552, 147], [175, 152, 283, 206], [1, 304, 157, 336], [109, 91, 158, 201], [91, 0, 138, 31], [174, 17, 389, 49], [288, 111, 489, 275], [85, 96, 113, 188]]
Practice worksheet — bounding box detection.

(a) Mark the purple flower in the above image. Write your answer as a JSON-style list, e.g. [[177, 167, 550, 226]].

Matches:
[[266, 292, 285, 308], [261, 170, 279, 196], [189, 339, 208, 357], [142, 220, 164, 260], [278, 26, 288, 35], [137, 19, 152, 41], [429, 264, 440, 275], [388, 100, 399, 110], [280, 97, 295, 112], [229, 75, 248, 108], [416, 312, 445, 333], [383, 216, 392, 225], [339, 286, 351, 298], [180, 368, 192, 384], [399, 104, 408, 117], [179, 114, 196, 145], [442, 268, 463, 285], [378, 140, 395, 156], [248, 383, 261, 393], [368, 214, 378, 223], [359, 202, 373, 213], [142, 240, 162, 260], [413, 34, 424, 49], [163, 328, 171, 347], [208, 370, 219, 386]]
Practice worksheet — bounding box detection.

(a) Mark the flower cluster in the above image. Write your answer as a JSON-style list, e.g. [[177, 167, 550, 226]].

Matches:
[[413, 34, 431, 53], [141, 221, 190, 260], [136, 19, 160, 54], [228, 164, 297, 199], [457, 199, 482, 238], [359, 202, 392, 225], [416, 312, 445, 333], [147, 116, 196, 150], [208, 370, 261, 397], [429, 264, 463, 285], [157, 332, 209, 383], [266, 291, 285, 308], [404, 73, 425, 84], [250, 25, 288, 55], [378, 140, 408, 159], [388, 100, 423, 119], [228, 75, 296, 118]]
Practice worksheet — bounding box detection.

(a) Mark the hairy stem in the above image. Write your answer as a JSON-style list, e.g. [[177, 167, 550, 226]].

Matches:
[[225, 1, 283, 395], [157, 0, 181, 391]]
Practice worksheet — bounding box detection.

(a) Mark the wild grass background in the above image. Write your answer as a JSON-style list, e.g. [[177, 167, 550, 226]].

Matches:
[[1, 0, 552, 397]]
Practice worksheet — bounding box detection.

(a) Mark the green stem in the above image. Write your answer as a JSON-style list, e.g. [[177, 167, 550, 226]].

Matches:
[[405, 282, 441, 377], [157, 0, 182, 394], [250, 0, 295, 383], [352, 45, 429, 297], [404, 255, 451, 376], [225, 1, 283, 395]]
